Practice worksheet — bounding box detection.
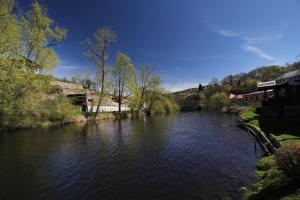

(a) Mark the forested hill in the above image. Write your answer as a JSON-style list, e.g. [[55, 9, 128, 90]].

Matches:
[[221, 61, 300, 94], [175, 61, 300, 95], [173, 61, 300, 110]]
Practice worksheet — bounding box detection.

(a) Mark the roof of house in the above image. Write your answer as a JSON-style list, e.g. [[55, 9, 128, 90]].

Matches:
[[229, 93, 244, 99], [277, 70, 300, 80], [236, 94, 244, 99], [229, 94, 236, 99], [257, 70, 300, 89], [244, 89, 273, 96], [51, 80, 85, 95]]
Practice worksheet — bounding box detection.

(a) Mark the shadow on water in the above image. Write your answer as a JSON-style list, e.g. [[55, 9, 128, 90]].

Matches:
[[0, 112, 264, 200]]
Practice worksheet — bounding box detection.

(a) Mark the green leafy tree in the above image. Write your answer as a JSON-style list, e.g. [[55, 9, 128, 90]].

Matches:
[[0, 0, 22, 58], [147, 74, 161, 113], [209, 92, 230, 110], [199, 92, 207, 109], [23, 1, 67, 72], [0, 0, 78, 129], [111, 52, 136, 112]]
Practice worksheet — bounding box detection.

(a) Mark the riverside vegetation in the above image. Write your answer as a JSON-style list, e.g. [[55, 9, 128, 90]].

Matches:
[[240, 108, 300, 200], [0, 0, 84, 129], [0, 0, 179, 129]]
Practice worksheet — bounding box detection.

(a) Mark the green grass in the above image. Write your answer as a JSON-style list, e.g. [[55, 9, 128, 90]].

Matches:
[[240, 107, 259, 119], [256, 155, 276, 171], [246, 155, 294, 200], [240, 107, 300, 200], [274, 134, 300, 143]]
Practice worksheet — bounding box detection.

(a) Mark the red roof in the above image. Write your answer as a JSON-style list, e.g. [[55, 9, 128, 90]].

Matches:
[[236, 94, 244, 99], [229, 93, 244, 100], [229, 94, 236, 99]]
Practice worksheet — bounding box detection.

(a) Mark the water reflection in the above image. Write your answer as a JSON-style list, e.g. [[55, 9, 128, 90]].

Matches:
[[0, 112, 263, 200]]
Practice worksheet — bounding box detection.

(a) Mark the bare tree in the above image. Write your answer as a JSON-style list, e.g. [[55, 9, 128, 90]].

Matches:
[[82, 27, 116, 119]]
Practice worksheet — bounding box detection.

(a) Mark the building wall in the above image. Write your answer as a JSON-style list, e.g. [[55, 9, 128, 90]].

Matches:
[[87, 105, 131, 112], [244, 93, 264, 104]]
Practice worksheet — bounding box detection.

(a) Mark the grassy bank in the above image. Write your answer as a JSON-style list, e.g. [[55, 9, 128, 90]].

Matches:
[[240, 108, 300, 200]]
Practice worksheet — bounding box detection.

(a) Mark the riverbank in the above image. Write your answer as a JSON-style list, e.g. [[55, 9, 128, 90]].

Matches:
[[240, 108, 300, 200], [0, 111, 134, 131]]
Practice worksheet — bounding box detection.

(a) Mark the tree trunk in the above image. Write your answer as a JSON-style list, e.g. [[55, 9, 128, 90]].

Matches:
[[118, 78, 121, 113], [94, 64, 105, 119], [138, 89, 145, 110], [85, 89, 89, 114], [148, 92, 155, 114]]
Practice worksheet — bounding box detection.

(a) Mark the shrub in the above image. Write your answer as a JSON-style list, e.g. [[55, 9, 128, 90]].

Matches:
[[199, 92, 207, 109], [152, 100, 165, 114], [151, 94, 180, 114], [276, 142, 300, 182], [209, 92, 230, 110], [257, 155, 276, 171]]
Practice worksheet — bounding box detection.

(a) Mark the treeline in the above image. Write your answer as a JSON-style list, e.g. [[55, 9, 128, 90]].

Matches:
[[0, 1, 178, 129], [175, 61, 300, 111], [79, 27, 179, 117], [221, 62, 300, 94]]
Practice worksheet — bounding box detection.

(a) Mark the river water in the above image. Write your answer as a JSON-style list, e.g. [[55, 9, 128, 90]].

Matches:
[[0, 112, 264, 200]]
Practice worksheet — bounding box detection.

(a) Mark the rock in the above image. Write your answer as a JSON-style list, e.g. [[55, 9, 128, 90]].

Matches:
[[239, 187, 248, 192]]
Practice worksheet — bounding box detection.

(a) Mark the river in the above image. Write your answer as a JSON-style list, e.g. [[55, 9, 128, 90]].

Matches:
[[0, 112, 264, 200]]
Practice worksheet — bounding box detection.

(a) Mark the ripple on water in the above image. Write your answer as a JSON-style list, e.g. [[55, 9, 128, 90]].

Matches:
[[0, 112, 264, 200]]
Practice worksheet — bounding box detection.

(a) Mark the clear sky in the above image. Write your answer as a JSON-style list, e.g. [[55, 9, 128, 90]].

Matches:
[[20, 0, 300, 91]]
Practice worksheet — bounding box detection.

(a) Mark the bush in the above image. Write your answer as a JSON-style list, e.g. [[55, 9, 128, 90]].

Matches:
[[276, 142, 300, 182], [257, 155, 276, 171], [199, 92, 207, 108], [151, 94, 180, 114], [209, 92, 230, 110], [247, 168, 290, 200], [151, 100, 165, 114]]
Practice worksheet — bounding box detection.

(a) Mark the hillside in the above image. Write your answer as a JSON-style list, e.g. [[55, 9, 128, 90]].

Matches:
[[172, 61, 300, 110]]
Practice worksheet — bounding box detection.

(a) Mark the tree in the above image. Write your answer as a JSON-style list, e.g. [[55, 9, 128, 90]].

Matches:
[[199, 92, 207, 109], [23, 1, 67, 72], [209, 78, 219, 87], [137, 64, 152, 110], [83, 27, 116, 118], [0, 0, 79, 128], [111, 52, 136, 113], [209, 92, 230, 110], [198, 83, 204, 91], [148, 74, 161, 113], [1, 0, 65, 120], [0, 0, 22, 58]]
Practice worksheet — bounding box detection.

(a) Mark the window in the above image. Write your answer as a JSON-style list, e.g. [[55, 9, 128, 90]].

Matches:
[[278, 88, 286, 97]]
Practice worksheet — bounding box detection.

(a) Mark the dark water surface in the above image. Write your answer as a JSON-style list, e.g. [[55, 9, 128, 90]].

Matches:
[[0, 112, 264, 200]]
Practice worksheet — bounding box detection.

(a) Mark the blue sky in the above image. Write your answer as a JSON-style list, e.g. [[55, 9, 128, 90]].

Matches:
[[21, 0, 300, 91]]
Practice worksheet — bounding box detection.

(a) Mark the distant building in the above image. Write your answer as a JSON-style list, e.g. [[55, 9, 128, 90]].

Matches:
[[229, 93, 244, 104], [243, 90, 274, 104], [51, 80, 131, 113], [86, 94, 130, 112]]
